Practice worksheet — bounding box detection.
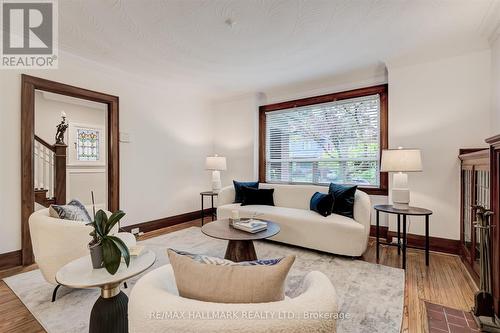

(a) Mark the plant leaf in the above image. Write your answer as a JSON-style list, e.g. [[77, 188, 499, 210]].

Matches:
[[108, 235, 130, 267], [102, 237, 121, 275], [95, 210, 108, 236], [105, 210, 125, 235], [88, 221, 103, 239]]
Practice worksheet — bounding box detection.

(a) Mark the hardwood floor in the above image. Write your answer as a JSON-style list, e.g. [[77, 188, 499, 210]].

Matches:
[[362, 239, 477, 333], [0, 218, 477, 333], [0, 264, 43, 333]]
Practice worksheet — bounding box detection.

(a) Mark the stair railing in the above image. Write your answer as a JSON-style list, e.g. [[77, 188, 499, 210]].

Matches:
[[34, 135, 67, 204]]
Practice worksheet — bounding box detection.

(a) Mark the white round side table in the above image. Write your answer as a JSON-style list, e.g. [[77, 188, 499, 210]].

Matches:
[[56, 250, 156, 333]]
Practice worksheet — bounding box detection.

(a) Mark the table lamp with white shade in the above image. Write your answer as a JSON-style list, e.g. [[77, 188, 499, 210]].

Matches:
[[205, 155, 227, 193], [380, 147, 422, 210]]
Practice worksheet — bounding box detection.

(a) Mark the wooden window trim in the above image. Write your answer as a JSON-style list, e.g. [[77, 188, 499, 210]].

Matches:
[[258, 84, 388, 196]]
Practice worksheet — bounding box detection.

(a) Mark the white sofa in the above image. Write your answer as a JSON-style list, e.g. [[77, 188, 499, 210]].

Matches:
[[128, 264, 337, 333], [29, 208, 136, 300], [217, 183, 371, 257]]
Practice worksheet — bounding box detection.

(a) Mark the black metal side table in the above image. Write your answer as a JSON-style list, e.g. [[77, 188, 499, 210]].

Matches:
[[374, 204, 433, 269], [200, 191, 218, 225]]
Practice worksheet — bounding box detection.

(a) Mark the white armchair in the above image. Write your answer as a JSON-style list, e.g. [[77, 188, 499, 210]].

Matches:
[[28, 208, 136, 301], [129, 264, 338, 333]]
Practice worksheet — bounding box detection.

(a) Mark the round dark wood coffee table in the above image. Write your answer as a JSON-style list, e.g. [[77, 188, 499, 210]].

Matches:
[[201, 219, 280, 262]]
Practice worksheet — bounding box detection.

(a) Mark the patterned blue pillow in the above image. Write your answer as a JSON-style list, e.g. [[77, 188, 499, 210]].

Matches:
[[49, 199, 92, 222], [169, 249, 283, 266]]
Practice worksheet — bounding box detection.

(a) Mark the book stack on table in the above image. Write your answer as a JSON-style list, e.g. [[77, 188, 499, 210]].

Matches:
[[121, 245, 145, 262], [232, 219, 268, 233]]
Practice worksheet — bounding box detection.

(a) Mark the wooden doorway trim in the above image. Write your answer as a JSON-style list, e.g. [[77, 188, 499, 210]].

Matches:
[[21, 74, 119, 265]]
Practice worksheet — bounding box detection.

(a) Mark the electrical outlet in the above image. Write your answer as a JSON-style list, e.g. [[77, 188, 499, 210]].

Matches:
[[131, 227, 140, 235]]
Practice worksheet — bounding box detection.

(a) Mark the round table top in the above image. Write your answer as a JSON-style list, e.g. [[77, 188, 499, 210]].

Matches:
[[202, 219, 280, 241], [374, 204, 433, 216], [56, 250, 156, 289], [200, 191, 218, 196]]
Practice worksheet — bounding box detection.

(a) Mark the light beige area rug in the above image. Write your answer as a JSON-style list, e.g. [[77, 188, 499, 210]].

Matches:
[[4, 227, 404, 333]]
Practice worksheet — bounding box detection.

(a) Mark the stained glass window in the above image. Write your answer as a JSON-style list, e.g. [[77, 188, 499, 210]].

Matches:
[[77, 129, 99, 161]]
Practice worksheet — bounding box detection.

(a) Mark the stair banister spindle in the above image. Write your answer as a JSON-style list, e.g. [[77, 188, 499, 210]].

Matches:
[[36, 141, 40, 189], [43, 146, 48, 191], [49, 151, 54, 198], [44, 146, 49, 196], [34, 141, 39, 189], [39, 144, 44, 189]]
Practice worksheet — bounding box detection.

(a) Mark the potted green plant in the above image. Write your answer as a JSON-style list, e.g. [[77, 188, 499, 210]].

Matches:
[[87, 209, 130, 275]]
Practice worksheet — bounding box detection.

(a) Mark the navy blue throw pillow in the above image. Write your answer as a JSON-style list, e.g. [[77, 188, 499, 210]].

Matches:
[[310, 192, 334, 217], [233, 180, 259, 203], [328, 183, 357, 218], [240, 186, 274, 206]]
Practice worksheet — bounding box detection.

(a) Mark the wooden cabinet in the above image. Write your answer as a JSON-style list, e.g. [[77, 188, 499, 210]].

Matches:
[[458, 136, 500, 319], [486, 135, 500, 318], [459, 148, 490, 283]]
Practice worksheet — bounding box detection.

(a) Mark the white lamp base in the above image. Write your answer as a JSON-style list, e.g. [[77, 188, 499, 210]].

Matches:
[[211, 170, 222, 193], [393, 201, 410, 210], [392, 172, 410, 210]]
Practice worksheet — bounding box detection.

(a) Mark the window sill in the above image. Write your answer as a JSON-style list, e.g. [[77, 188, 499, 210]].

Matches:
[[359, 187, 388, 196]]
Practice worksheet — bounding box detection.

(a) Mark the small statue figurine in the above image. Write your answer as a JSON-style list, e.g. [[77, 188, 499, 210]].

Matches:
[[55, 111, 68, 145]]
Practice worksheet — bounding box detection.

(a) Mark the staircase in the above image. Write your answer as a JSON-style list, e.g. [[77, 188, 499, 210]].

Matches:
[[34, 189, 56, 207], [34, 135, 67, 207]]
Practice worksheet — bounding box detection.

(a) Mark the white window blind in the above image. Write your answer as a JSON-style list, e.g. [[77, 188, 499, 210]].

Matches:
[[265, 94, 381, 186]]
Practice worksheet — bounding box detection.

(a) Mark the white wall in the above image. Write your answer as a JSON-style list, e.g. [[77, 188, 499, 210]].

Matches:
[[491, 34, 500, 135], [0, 51, 213, 254], [212, 93, 261, 186], [262, 64, 388, 104], [387, 50, 491, 239]]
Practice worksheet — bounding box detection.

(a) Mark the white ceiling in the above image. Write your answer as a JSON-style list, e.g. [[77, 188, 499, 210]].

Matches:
[[59, 0, 500, 99]]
